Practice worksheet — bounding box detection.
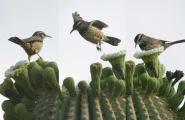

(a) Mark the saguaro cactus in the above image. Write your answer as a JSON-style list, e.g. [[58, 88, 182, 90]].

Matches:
[[0, 49, 185, 120]]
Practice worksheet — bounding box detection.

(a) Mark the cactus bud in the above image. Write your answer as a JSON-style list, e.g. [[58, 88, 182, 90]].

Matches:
[[134, 47, 165, 78], [101, 50, 126, 79], [113, 80, 126, 97], [63, 77, 76, 97], [78, 80, 88, 95], [172, 70, 184, 86], [90, 62, 102, 97], [125, 60, 135, 95]]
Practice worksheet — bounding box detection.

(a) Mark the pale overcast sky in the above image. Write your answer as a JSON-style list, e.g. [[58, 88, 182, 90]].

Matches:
[[1, 0, 185, 119]]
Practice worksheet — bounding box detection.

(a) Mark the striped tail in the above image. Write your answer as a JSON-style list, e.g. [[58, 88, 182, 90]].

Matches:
[[104, 36, 121, 46], [8, 37, 24, 46], [165, 39, 185, 48]]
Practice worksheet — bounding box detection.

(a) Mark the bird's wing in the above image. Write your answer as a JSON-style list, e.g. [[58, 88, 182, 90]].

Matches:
[[90, 20, 108, 30], [72, 12, 83, 23], [22, 37, 42, 43]]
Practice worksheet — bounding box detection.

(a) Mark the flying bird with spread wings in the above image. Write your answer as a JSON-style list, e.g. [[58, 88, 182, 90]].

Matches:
[[70, 12, 121, 51]]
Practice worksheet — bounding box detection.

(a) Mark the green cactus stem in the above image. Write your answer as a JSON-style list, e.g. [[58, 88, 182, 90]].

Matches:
[[158, 71, 177, 97], [63, 77, 76, 97], [143, 96, 162, 120], [45, 62, 59, 82], [178, 99, 185, 119], [15, 103, 32, 120], [42, 66, 63, 99], [88, 88, 103, 120], [101, 50, 126, 79], [134, 47, 165, 78], [0, 78, 21, 101], [65, 95, 80, 120], [32, 90, 62, 120], [132, 91, 150, 120], [151, 96, 176, 120], [28, 62, 44, 90], [12, 66, 35, 98], [78, 80, 88, 95], [110, 98, 126, 120], [78, 81, 89, 120], [167, 80, 185, 110], [100, 93, 116, 120], [1, 57, 184, 120], [112, 80, 126, 97], [125, 60, 135, 95], [90, 62, 102, 97], [101, 67, 117, 93], [2, 100, 17, 120], [133, 63, 145, 87], [118, 98, 126, 118], [126, 96, 137, 120], [146, 77, 160, 95]]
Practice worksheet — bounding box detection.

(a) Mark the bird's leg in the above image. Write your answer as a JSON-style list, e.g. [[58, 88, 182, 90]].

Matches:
[[96, 42, 102, 51], [28, 56, 31, 63], [96, 44, 100, 51], [37, 54, 43, 60], [98, 42, 102, 51]]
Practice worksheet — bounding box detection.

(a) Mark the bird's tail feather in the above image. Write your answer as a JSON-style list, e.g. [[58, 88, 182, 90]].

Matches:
[[104, 36, 121, 46], [8, 37, 23, 45], [165, 39, 185, 48]]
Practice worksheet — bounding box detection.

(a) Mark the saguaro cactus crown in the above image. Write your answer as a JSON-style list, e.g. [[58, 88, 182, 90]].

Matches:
[[1, 49, 185, 120]]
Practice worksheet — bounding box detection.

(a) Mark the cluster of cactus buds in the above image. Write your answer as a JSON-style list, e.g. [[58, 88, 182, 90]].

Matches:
[[0, 49, 185, 120]]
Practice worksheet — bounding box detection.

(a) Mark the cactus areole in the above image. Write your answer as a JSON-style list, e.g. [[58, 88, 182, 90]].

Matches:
[[1, 49, 185, 120]]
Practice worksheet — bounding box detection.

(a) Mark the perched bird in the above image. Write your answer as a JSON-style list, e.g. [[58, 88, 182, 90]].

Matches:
[[8, 31, 52, 62], [70, 12, 121, 51], [134, 34, 185, 51]]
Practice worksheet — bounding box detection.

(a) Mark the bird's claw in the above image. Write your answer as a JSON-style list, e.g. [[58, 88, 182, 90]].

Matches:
[[96, 46, 102, 51]]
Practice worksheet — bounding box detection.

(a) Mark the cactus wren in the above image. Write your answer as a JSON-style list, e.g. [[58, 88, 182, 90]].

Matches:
[[8, 31, 51, 62], [70, 12, 121, 51], [134, 34, 185, 51]]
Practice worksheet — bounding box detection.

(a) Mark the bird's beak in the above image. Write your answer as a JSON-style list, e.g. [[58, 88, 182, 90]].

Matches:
[[46, 35, 52, 38], [70, 29, 75, 34]]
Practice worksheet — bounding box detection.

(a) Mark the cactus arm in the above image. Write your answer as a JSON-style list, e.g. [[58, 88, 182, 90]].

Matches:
[[126, 96, 137, 120], [2, 100, 17, 120], [78, 81, 90, 120], [167, 81, 185, 110], [65, 95, 80, 120], [28, 62, 44, 90], [13, 67, 35, 98], [110, 98, 126, 120], [151, 96, 177, 119], [144, 96, 162, 120], [100, 93, 116, 120], [45, 62, 59, 82], [132, 91, 150, 120], [178, 100, 185, 119], [134, 47, 165, 78], [101, 50, 126, 79], [15, 103, 32, 120], [125, 61, 135, 95], [90, 63, 102, 97], [88, 88, 103, 120], [0, 78, 21, 101], [63, 77, 76, 97]]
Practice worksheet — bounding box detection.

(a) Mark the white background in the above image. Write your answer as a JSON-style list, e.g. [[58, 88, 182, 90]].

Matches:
[[0, 0, 185, 119]]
